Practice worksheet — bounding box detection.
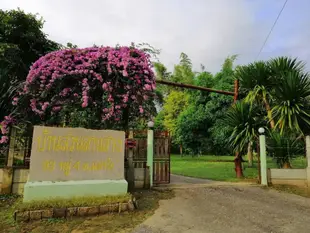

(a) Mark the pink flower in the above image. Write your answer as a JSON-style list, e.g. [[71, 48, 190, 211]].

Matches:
[[122, 69, 128, 77], [139, 106, 144, 114], [3, 46, 156, 131], [1, 126, 8, 134], [12, 97, 19, 105], [82, 78, 88, 86], [108, 95, 113, 102], [102, 83, 108, 90], [4, 116, 13, 122], [42, 102, 49, 111], [123, 95, 129, 103], [144, 84, 152, 91], [52, 106, 62, 112], [0, 136, 9, 144]]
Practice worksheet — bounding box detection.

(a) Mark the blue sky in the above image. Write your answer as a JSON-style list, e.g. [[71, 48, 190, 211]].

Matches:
[[1, 0, 310, 73]]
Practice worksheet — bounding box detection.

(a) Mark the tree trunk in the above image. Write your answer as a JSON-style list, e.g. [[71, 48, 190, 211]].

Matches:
[[263, 99, 275, 129], [234, 152, 244, 178], [247, 142, 253, 167], [180, 144, 183, 156], [282, 162, 292, 169], [122, 107, 130, 131]]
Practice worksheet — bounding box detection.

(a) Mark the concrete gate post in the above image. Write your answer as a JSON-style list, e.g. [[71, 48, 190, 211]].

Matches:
[[147, 121, 154, 188], [306, 136, 310, 188], [259, 127, 268, 186]]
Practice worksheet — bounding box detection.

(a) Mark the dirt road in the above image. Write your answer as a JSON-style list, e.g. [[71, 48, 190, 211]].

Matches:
[[169, 174, 213, 185], [132, 185, 310, 233]]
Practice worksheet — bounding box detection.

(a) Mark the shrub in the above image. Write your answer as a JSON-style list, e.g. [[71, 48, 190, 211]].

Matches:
[[0, 46, 156, 142]]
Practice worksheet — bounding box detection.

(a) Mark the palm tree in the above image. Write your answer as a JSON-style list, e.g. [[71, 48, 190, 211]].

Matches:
[[235, 57, 307, 131], [234, 61, 275, 128], [272, 70, 310, 134], [269, 57, 305, 78], [235, 56, 310, 168], [258, 57, 310, 168], [224, 101, 264, 176], [234, 62, 275, 167]]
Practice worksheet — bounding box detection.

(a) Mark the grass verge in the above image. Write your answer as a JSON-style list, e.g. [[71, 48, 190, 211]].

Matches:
[[0, 189, 174, 233], [171, 155, 307, 182], [267, 184, 310, 198]]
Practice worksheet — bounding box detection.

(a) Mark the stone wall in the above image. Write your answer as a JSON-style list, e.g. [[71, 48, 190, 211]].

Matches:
[[267, 168, 308, 187]]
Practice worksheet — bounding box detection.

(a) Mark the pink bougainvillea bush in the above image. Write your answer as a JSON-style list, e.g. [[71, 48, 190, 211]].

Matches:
[[0, 46, 156, 143]]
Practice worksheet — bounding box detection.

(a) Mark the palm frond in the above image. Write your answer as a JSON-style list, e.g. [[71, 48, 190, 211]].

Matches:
[[223, 101, 263, 153], [234, 61, 272, 90], [272, 71, 310, 134], [269, 57, 305, 77]]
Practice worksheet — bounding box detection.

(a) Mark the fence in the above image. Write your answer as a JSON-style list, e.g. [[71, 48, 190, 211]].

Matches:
[[0, 127, 171, 194], [265, 134, 310, 187], [128, 130, 170, 184], [266, 133, 306, 169]]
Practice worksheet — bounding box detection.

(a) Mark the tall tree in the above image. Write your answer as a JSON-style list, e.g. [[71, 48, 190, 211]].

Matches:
[[154, 62, 172, 98], [171, 52, 195, 84], [234, 56, 310, 168], [234, 61, 275, 128], [205, 56, 237, 155], [0, 9, 62, 141], [235, 57, 308, 130], [0, 69, 19, 125], [155, 53, 194, 152], [162, 90, 190, 137], [224, 101, 264, 177], [272, 70, 310, 134], [174, 56, 237, 156], [0, 9, 62, 83]]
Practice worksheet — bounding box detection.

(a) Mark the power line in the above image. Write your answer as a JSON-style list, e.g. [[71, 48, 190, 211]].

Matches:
[[255, 0, 288, 60]]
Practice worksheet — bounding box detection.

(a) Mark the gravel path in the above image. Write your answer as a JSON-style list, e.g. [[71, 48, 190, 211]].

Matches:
[[132, 185, 310, 233]]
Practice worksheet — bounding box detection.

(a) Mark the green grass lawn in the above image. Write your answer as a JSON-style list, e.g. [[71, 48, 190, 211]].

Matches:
[[0, 190, 174, 233], [171, 155, 307, 182]]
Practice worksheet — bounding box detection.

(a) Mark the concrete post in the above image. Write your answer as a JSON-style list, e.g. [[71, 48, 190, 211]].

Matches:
[[147, 121, 154, 188], [306, 136, 310, 167], [1, 127, 16, 194], [259, 127, 268, 186], [127, 131, 135, 192], [7, 127, 16, 167], [306, 136, 310, 188]]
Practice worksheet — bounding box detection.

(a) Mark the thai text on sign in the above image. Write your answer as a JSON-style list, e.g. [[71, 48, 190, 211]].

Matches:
[[42, 158, 114, 176], [28, 126, 125, 181], [35, 129, 123, 153]]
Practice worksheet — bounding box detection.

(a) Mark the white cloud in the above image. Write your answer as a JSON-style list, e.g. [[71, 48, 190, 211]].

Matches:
[[1, 0, 310, 73]]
